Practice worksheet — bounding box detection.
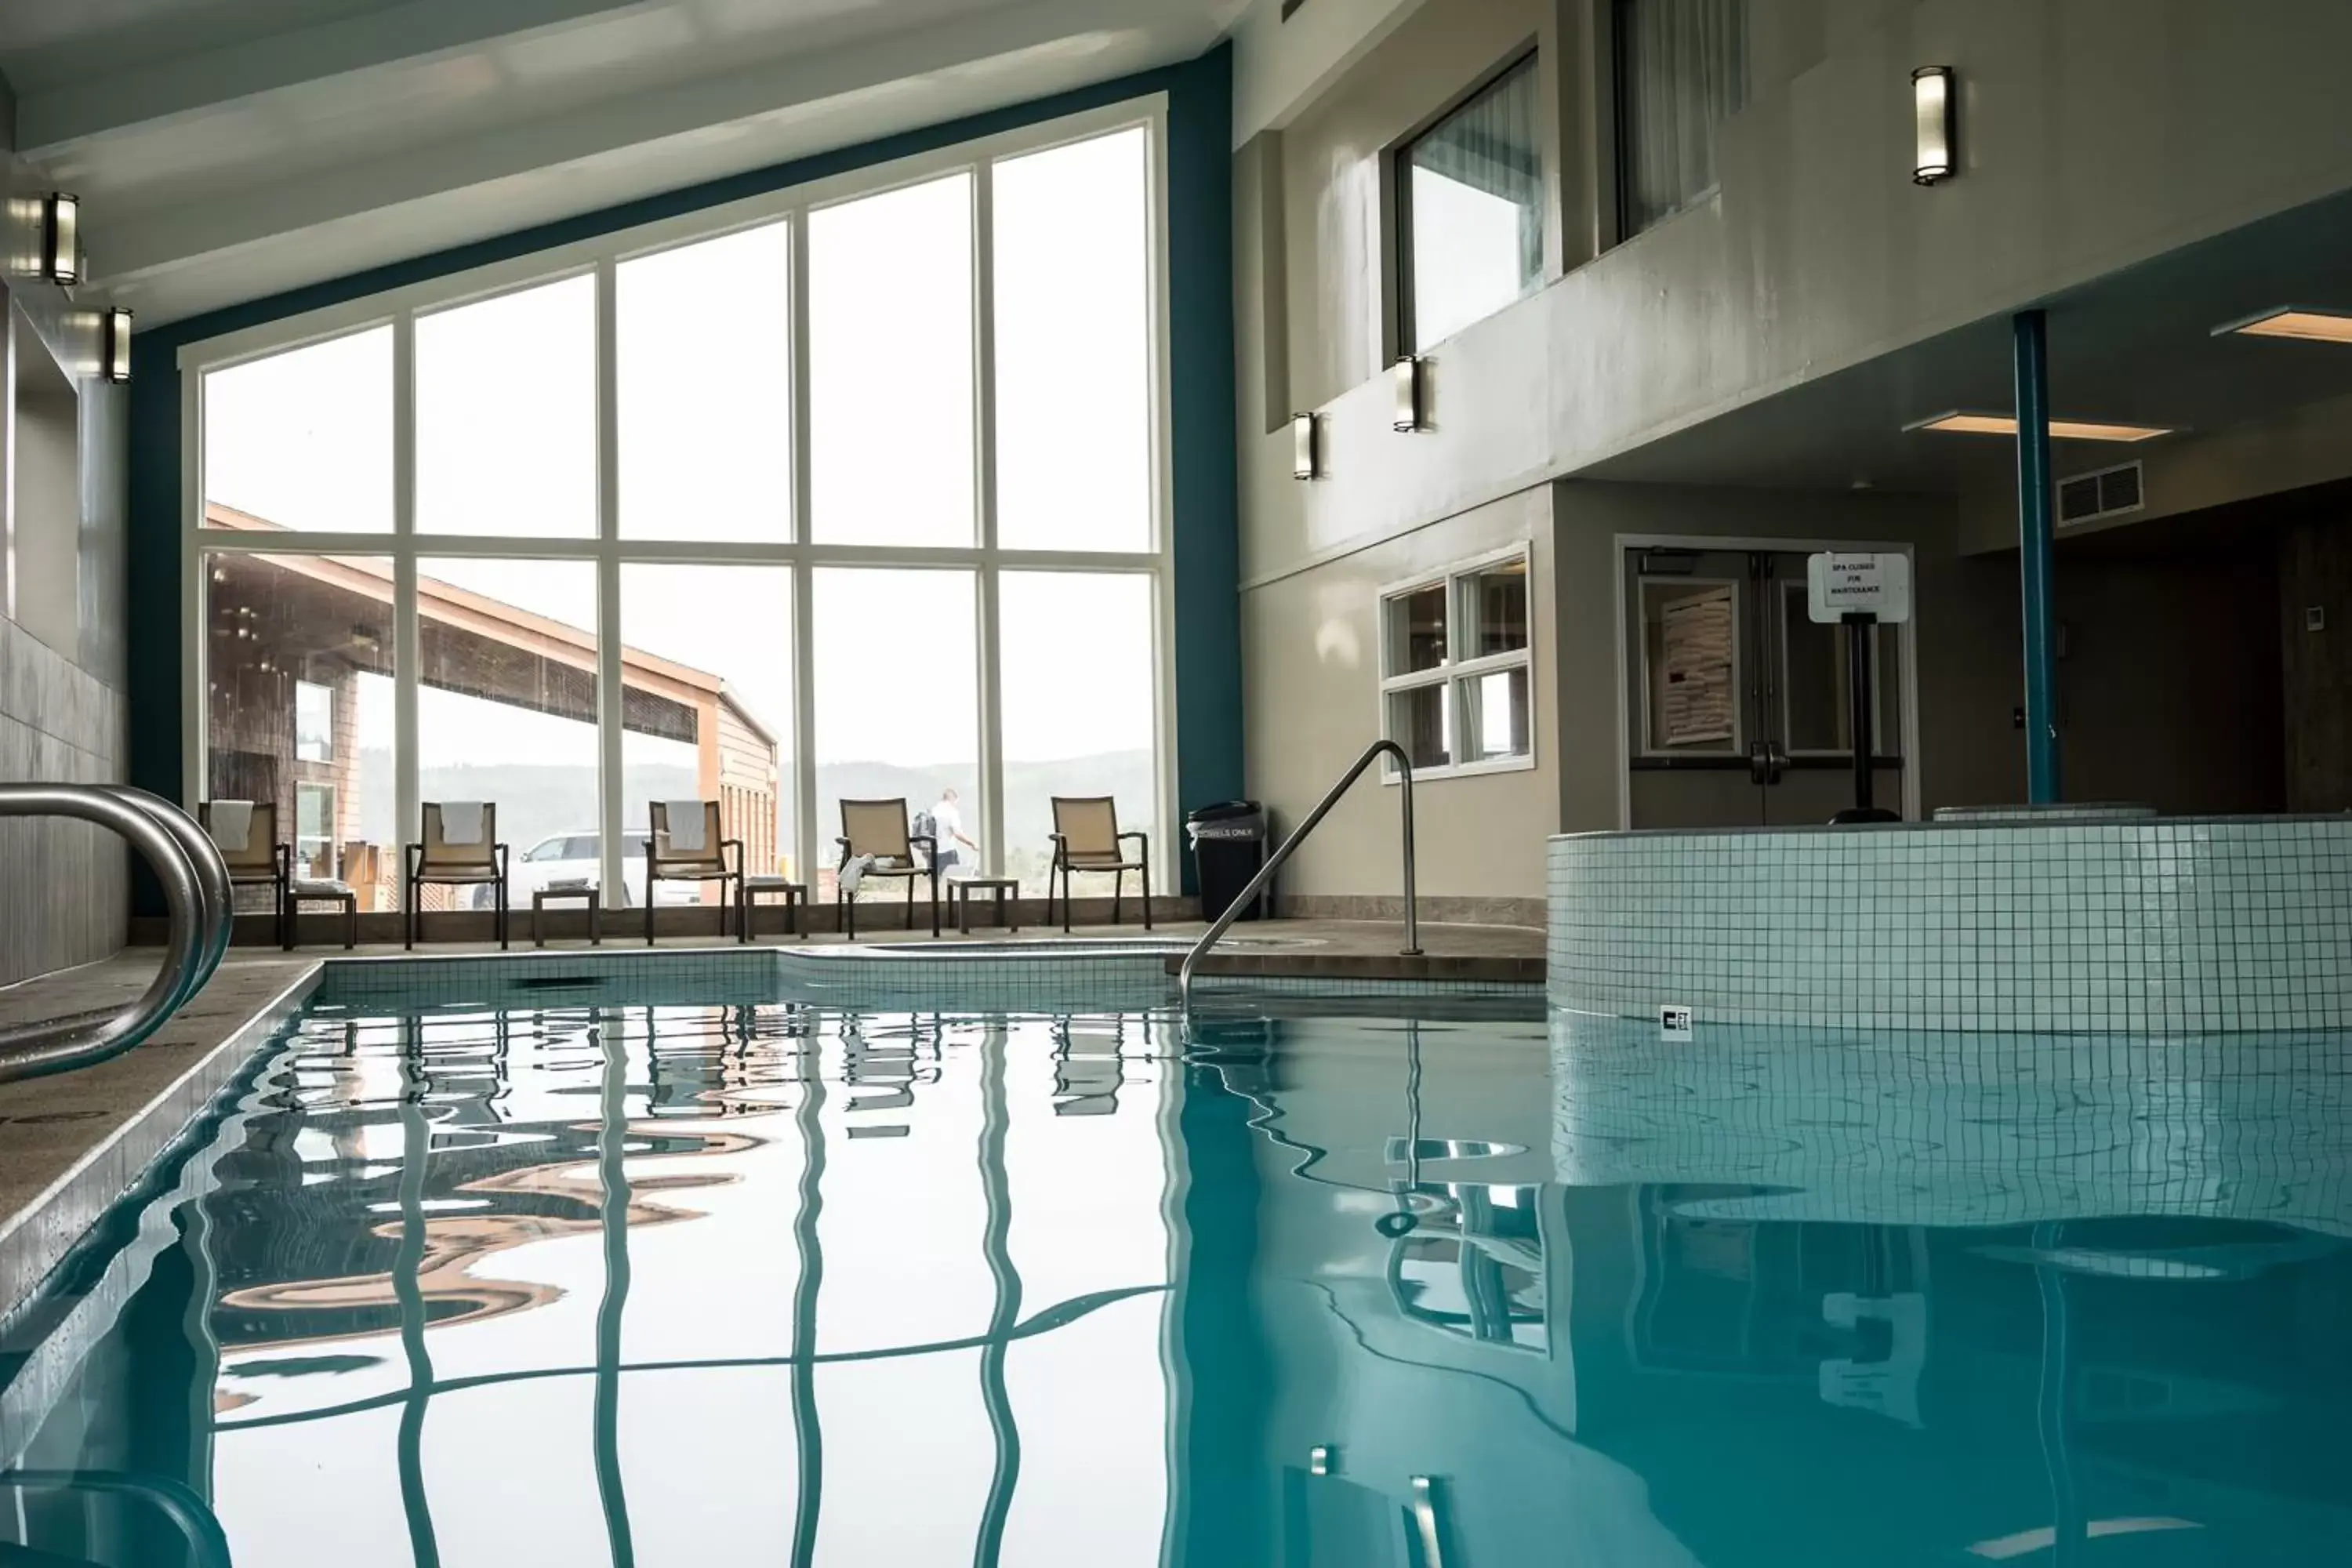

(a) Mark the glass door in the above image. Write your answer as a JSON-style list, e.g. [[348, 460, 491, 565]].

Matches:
[[1624, 547, 1906, 829]]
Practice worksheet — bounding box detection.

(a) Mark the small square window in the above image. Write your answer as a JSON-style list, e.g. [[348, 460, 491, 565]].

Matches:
[[1386, 583, 1449, 675], [1460, 667, 1530, 763], [1388, 685, 1451, 769], [1378, 544, 1534, 779], [1456, 559, 1528, 658]]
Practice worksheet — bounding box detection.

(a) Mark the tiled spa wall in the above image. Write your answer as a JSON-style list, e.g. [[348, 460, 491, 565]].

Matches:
[[1547, 817, 2352, 1035], [0, 142, 132, 988]]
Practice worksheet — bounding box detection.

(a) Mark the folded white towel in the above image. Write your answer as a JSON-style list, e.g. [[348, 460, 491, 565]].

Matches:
[[839, 855, 877, 895], [440, 801, 485, 846], [207, 800, 253, 853], [665, 800, 707, 854]]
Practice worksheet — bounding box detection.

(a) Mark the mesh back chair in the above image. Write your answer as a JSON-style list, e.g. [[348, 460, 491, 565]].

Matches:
[[200, 801, 290, 947], [645, 800, 745, 946], [836, 799, 939, 940], [1049, 797, 1151, 933], [406, 802, 510, 950]]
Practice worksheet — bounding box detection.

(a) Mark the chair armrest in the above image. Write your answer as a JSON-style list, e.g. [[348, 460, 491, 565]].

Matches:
[[835, 837, 853, 869], [724, 838, 745, 876], [274, 843, 292, 882], [405, 843, 420, 877], [495, 844, 510, 877], [1116, 831, 1149, 848]]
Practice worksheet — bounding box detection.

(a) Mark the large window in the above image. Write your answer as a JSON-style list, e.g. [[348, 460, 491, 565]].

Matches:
[[204, 327, 391, 533], [188, 108, 1170, 906], [201, 551, 397, 906], [1399, 54, 1544, 353], [1377, 547, 1534, 779], [809, 173, 976, 548], [1616, 0, 1751, 237]]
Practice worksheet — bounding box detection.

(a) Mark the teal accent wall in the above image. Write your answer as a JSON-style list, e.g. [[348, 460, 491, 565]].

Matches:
[[126, 46, 1241, 906]]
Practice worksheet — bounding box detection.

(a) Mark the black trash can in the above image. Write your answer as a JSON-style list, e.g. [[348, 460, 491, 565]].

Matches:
[[1187, 800, 1269, 924]]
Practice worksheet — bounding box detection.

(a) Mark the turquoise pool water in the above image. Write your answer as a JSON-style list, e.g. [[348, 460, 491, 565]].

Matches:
[[0, 997, 2347, 1565]]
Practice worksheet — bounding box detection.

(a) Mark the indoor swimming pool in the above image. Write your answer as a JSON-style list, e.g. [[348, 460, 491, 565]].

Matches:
[[0, 987, 2347, 1566]]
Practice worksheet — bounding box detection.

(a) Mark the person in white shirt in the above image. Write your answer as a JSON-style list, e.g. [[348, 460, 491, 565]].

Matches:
[[930, 786, 978, 877]]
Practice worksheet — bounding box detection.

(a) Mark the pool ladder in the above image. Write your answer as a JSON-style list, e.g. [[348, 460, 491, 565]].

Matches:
[[0, 786, 233, 1083], [1178, 739, 1419, 1011]]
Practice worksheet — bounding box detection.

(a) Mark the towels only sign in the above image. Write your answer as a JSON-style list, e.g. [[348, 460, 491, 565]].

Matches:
[[1806, 552, 1912, 624], [1659, 1005, 1694, 1040]]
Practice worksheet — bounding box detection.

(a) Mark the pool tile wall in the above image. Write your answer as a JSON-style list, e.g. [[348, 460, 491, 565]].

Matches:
[[1547, 815, 2352, 1033]]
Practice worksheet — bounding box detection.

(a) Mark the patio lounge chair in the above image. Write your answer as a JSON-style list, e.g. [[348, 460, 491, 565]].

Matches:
[[199, 800, 290, 947], [835, 799, 939, 940], [406, 801, 510, 949], [1047, 796, 1152, 932], [645, 800, 745, 945]]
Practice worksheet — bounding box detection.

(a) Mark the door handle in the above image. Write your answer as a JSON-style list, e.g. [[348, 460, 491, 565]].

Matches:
[[1766, 742, 1788, 785], [1748, 742, 1771, 786]]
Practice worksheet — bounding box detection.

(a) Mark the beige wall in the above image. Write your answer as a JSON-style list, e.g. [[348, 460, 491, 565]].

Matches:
[[1277, 0, 1556, 412], [1242, 486, 1554, 901], [1229, 0, 2352, 895], [1236, 0, 2352, 590]]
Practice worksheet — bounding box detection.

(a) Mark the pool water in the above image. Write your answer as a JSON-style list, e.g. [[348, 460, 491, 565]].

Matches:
[[1, 1000, 2348, 1566]]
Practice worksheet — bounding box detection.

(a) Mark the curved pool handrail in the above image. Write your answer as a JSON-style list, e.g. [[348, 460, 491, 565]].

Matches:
[[0, 1468, 233, 1568], [1178, 738, 1419, 1011], [0, 785, 214, 1083], [111, 786, 235, 1009]]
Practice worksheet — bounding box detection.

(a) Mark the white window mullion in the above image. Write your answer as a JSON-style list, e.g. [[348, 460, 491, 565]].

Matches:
[[974, 161, 1005, 876], [594, 258, 626, 905], [180, 365, 206, 805], [790, 212, 820, 887], [392, 314, 420, 862]]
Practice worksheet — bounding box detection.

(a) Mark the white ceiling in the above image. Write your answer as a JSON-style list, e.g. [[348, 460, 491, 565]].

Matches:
[[0, 0, 1244, 325]]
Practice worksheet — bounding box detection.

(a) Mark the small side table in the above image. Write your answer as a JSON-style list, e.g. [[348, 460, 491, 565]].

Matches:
[[949, 877, 1021, 935], [741, 876, 808, 941], [533, 885, 601, 946]]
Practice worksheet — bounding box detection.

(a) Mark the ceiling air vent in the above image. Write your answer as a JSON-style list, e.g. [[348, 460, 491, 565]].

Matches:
[[2057, 460, 2145, 527]]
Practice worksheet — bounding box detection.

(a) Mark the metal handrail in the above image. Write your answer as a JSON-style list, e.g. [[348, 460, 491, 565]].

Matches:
[[0, 785, 229, 1083], [1178, 739, 1418, 1011], [0, 1469, 233, 1568]]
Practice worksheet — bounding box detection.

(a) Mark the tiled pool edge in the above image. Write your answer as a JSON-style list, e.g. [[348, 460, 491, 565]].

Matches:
[[1548, 815, 2352, 1033]]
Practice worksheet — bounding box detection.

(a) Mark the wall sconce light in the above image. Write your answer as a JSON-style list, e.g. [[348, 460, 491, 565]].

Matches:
[[1392, 357, 1425, 433], [102, 307, 132, 383], [1291, 412, 1319, 480], [41, 192, 80, 285], [1912, 67, 1955, 185]]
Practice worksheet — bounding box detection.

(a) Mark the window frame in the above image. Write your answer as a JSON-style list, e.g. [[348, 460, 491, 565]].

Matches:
[[180, 97, 1178, 897], [1376, 542, 1537, 783], [293, 679, 335, 764], [1611, 0, 1750, 241], [1392, 47, 1545, 358], [293, 780, 336, 877]]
